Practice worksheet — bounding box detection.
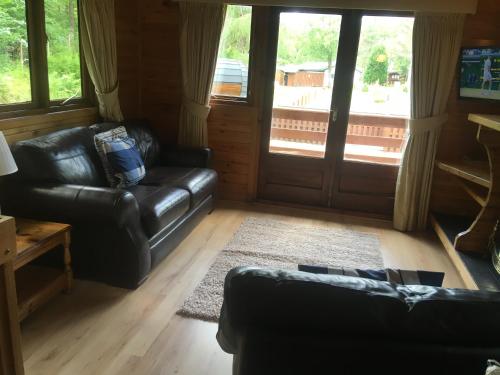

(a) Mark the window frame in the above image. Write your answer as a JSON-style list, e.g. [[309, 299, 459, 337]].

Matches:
[[0, 0, 94, 115], [210, 4, 256, 105]]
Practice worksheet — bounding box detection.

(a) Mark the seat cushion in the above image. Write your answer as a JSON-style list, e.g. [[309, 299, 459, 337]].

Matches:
[[127, 185, 190, 238], [141, 167, 217, 207]]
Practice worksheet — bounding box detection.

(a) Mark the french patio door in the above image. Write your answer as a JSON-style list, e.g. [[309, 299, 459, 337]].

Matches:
[[258, 8, 413, 215]]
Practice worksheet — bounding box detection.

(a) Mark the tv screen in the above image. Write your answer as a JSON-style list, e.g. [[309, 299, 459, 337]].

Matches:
[[460, 47, 500, 100]]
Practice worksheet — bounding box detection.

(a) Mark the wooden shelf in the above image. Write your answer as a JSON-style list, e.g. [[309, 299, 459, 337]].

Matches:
[[436, 160, 490, 188], [455, 178, 488, 207], [430, 213, 500, 292], [469, 113, 500, 131], [15, 265, 67, 321]]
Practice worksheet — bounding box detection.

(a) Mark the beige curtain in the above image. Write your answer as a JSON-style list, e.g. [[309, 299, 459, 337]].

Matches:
[[178, 2, 227, 147], [393, 13, 465, 231], [80, 0, 124, 122]]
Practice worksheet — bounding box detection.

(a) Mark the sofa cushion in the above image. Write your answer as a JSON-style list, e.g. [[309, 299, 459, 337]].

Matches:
[[298, 265, 445, 287], [141, 167, 217, 207], [11, 127, 105, 186], [90, 120, 160, 168], [127, 185, 190, 238], [94, 126, 130, 187]]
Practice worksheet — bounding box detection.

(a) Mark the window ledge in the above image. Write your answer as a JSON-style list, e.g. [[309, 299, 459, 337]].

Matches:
[[210, 96, 252, 107]]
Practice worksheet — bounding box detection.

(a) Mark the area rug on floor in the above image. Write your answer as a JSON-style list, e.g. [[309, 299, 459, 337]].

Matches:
[[177, 216, 383, 322]]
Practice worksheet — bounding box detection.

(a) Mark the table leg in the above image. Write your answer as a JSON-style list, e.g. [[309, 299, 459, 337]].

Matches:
[[63, 232, 73, 293], [0, 262, 24, 375]]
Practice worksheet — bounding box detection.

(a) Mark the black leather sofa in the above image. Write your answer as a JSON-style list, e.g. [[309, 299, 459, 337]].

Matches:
[[217, 267, 500, 375], [0, 121, 217, 289]]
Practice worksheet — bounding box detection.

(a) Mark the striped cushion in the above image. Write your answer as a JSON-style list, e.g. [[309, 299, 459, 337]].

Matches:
[[95, 127, 145, 188], [298, 265, 445, 287], [94, 126, 128, 187]]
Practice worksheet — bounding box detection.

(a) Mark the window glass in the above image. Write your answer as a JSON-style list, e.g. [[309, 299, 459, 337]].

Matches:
[[269, 12, 342, 158], [45, 0, 82, 101], [0, 0, 32, 105], [212, 5, 252, 98], [345, 16, 414, 165]]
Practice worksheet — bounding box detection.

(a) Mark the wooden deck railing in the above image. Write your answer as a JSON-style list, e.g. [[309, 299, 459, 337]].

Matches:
[[270, 107, 407, 163]]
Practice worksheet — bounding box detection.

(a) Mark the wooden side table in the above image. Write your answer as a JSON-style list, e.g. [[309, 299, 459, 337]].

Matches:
[[0, 216, 24, 375], [14, 219, 72, 321]]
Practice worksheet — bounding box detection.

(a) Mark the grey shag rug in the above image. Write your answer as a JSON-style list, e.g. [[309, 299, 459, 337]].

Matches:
[[177, 216, 383, 322]]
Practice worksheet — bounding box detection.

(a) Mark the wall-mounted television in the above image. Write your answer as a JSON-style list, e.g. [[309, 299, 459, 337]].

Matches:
[[459, 47, 500, 101]]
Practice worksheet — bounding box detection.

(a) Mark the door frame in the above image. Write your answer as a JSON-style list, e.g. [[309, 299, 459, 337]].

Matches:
[[257, 8, 413, 215], [257, 7, 362, 207]]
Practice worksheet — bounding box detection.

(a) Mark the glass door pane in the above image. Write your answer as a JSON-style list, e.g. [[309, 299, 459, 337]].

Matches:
[[344, 16, 414, 165], [269, 12, 342, 159]]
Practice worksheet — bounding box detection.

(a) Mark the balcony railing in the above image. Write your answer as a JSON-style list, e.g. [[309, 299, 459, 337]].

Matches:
[[270, 107, 407, 164]]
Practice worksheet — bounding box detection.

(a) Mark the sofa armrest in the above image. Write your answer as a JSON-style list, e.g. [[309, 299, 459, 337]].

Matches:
[[159, 147, 213, 168], [4, 184, 138, 227], [2, 184, 151, 289]]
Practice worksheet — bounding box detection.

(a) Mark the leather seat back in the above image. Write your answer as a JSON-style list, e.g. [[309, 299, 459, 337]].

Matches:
[[11, 126, 106, 186], [217, 267, 500, 355], [90, 120, 160, 168]]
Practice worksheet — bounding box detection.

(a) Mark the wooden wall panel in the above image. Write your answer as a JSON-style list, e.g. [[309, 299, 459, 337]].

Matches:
[[431, 0, 500, 214], [0, 108, 98, 144], [114, 3, 497, 208], [116, 0, 182, 143], [208, 104, 259, 201], [140, 1, 182, 143], [115, 0, 141, 120], [114, 3, 267, 201]]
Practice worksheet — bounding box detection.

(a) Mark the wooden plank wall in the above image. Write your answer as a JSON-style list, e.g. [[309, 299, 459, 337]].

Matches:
[[115, 0, 500, 204], [1, 108, 98, 144], [430, 0, 500, 215], [115, 2, 264, 201], [115, 0, 142, 120], [208, 103, 259, 201]]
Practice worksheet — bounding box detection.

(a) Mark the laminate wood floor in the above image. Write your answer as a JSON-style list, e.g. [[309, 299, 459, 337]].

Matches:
[[20, 201, 465, 375]]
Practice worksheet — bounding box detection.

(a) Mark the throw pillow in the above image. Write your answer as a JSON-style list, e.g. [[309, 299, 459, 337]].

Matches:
[[487, 360, 500, 375], [100, 137, 146, 188], [298, 265, 445, 287], [94, 126, 129, 186]]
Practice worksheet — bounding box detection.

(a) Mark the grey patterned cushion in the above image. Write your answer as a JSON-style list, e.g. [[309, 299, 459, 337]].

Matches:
[[94, 126, 128, 187], [298, 265, 445, 287]]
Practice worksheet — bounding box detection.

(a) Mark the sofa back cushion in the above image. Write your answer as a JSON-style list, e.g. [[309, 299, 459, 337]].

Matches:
[[217, 267, 500, 354], [11, 126, 105, 186], [90, 120, 160, 168]]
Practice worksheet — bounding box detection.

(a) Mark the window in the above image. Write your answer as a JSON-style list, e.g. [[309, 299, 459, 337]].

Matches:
[[0, 0, 32, 104], [45, 0, 82, 101], [0, 0, 88, 112], [344, 16, 414, 165], [211, 5, 252, 99]]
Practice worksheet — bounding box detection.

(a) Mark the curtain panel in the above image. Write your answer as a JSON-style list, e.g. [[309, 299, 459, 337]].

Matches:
[[178, 2, 227, 148], [80, 0, 124, 122], [393, 13, 465, 231]]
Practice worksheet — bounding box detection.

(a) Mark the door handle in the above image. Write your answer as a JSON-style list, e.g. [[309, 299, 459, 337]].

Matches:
[[331, 108, 338, 122]]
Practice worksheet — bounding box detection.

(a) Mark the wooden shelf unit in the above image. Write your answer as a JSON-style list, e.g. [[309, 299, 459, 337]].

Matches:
[[431, 114, 500, 290], [435, 160, 490, 188]]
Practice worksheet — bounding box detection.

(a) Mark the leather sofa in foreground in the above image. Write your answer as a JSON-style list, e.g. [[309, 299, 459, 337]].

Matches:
[[1, 121, 217, 289], [217, 267, 500, 375]]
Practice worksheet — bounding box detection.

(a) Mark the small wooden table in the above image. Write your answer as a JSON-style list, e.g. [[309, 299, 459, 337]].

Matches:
[[14, 219, 72, 321]]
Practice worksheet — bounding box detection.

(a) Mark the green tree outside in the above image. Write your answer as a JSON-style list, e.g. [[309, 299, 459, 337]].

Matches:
[[363, 45, 389, 85], [0, 0, 81, 105]]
